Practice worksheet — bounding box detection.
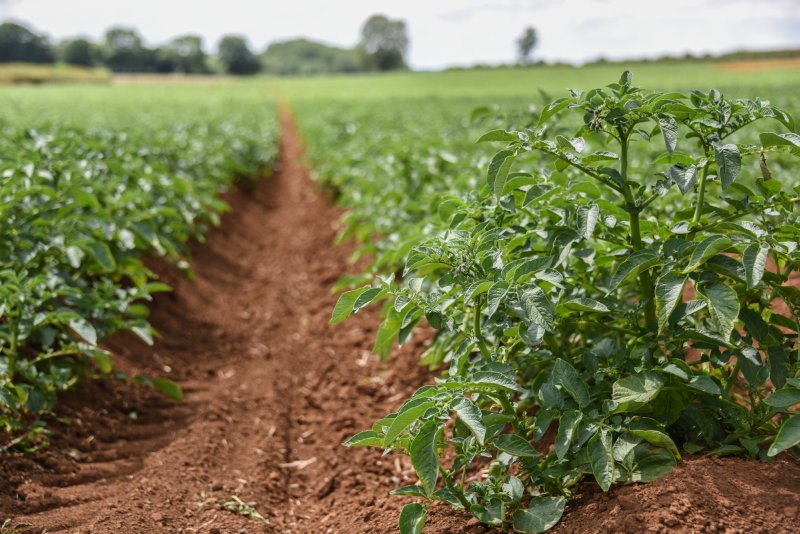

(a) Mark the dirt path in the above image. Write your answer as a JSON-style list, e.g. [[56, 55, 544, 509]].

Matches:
[[2, 112, 799, 534], [0, 111, 431, 533]]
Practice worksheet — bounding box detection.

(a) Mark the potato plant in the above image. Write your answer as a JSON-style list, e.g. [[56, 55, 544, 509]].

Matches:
[[0, 98, 279, 448], [334, 73, 800, 532]]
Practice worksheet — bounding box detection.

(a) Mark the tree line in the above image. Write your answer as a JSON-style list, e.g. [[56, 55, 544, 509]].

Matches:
[[0, 14, 410, 75]]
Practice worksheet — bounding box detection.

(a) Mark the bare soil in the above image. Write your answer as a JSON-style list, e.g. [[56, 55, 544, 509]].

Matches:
[[716, 58, 800, 72], [1, 113, 798, 533]]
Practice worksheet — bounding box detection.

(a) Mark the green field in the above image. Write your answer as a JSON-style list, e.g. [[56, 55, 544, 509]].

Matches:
[[2, 62, 799, 532], [274, 62, 800, 101]]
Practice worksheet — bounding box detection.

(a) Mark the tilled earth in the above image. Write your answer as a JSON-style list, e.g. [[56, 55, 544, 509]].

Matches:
[[1, 114, 798, 534]]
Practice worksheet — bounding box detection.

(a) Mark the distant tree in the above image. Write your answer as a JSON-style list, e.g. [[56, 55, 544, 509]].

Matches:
[[260, 38, 360, 76], [0, 22, 54, 63], [103, 26, 156, 72], [358, 14, 408, 71], [217, 35, 260, 75], [160, 35, 209, 74], [516, 26, 538, 65], [59, 38, 96, 67]]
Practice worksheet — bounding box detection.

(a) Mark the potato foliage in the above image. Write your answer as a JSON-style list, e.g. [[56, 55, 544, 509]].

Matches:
[[324, 73, 800, 532]]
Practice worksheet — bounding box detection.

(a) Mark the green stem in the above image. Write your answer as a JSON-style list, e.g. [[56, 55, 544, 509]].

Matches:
[[691, 162, 710, 225], [497, 392, 517, 430], [620, 132, 657, 331], [473, 297, 482, 339], [725, 361, 741, 395], [441, 469, 472, 510], [31, 348, 81, 364]]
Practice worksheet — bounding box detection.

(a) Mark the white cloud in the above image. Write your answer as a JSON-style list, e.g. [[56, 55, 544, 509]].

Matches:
[[2, 0, 799, 69]]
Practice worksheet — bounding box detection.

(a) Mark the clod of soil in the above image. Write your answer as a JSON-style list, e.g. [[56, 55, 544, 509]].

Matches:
[[1, 113, 798, 533]]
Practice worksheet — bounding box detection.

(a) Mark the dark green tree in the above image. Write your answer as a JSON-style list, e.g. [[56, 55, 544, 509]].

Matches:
[[103, 27, 155, 72], [160, 35, 209, 74], [260, 38, 360, 76], [0, 22, 54, 63], [516, 26, 538, 65], [58, 38, 96, 67], [358, 14, 408, 71], [217, 35, 260, 75]]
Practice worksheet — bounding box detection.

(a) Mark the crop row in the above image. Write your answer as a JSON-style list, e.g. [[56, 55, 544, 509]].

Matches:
[[298, 74, 800, 532], [0, 88, 279, 448]]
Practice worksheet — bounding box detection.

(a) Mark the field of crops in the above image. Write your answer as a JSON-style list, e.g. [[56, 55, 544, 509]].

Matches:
[[0, 85, 279, 446], [1, 63, 799, 533], [291, 66, 800, 532]]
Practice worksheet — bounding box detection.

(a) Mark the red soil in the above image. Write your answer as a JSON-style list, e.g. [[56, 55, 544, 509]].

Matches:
[[717, 58, 800, 72], [1, 113, 798, 533]]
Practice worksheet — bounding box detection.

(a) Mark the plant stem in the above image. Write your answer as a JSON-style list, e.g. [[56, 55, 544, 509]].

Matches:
[[441, 468, 472, 510], [619, 132, 657, 331], [473, 297, 482, 339], [691, 162, 710, 225]]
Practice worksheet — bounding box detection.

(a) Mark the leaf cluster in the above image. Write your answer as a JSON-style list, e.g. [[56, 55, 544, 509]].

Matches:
[[329, 73, 800, 532]]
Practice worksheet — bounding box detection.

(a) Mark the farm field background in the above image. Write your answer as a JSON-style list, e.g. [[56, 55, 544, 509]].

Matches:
[[1, 60, 800, 533]]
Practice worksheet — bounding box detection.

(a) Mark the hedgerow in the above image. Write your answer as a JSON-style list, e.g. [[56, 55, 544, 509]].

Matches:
[[0, 93, 279, 449], [329, 73, 800, 532]]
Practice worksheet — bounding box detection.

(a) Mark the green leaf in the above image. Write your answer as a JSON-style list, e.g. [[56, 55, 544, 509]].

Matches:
[[743, 243, 769, 288], [714, 143, 741, 190], [331, 286, 375, 324], [628, 443, 678, 482], [577, 204, 600, 239], [488, 149, 515, 198], [683, 236, 733, 273], [384, 400, 436, 446], [91, 349, 113, 374], [373, 305, 406, 358], [486, 281, 510, 317], [552, 359, 590, 408], [520, 286, 555, 331], [655, 272, 687, 331], [343, 430, 384, 447], [477, 129, 518, 143], [391, 485, 428, 497], [470, 498, 505, 526], [765, 388, 800, 409], [698, 282, 740, 340], [768, 345, 789, 389], [607, 249, 660, 293], [511, 496, 566, 533], [85, 241, 117, 272], [409, 420, 441, 495], [537, 97, 573, 125], [129, 322, 154, 346], [453, 397, 486, 445], [493, 434, 538, 458], [563, 297, 609, 313], [68, 317, 97, 345], [467, 371, 524, 393], [152, 377, 183, 402], [667, 164, 697, 195], [658, 115, 679, 155], [589, 428, 615, 491], [629, 429, 680, 459], [760, 131, 800, 149], [767, 414, 800, 456], [555, 410, 582, 460], [687, 375, 722, 395], [399, 503, 427, 534], [502, 476, 524, 503], [612, 372, 665, 413]]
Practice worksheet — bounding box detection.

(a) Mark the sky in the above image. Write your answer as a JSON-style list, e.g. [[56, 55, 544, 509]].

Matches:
[[1, 0, 799, 69]]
